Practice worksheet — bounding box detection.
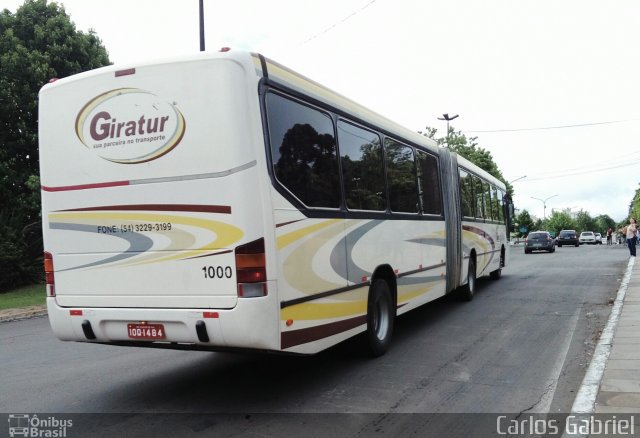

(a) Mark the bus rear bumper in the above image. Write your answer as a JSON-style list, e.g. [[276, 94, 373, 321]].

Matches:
[[46, 289, 279, 351]]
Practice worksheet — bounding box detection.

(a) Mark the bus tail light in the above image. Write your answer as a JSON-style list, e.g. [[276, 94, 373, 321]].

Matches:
[[235, 238, 267, 297], [44, 251, 55, 297]]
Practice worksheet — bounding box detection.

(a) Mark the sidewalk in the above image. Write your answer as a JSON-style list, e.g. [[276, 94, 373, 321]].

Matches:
[[594, 257, 640, 413], [0, 304, 47, 323]]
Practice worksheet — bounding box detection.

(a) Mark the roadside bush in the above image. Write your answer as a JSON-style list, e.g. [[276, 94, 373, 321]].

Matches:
[[0, 1, 110, 292], [0, 221, 43, 292]]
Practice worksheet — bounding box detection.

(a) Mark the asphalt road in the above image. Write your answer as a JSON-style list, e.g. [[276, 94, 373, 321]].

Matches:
[[0, 242, 631, 436]]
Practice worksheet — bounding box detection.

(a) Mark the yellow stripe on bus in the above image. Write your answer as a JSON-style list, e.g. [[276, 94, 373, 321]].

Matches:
[[276, 219, 341, 250], [281, 300, 367, 321]]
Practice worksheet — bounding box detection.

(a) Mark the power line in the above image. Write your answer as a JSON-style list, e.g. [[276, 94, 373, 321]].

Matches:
[[527, 150, 640, 179], [464, 118, 640, 134], [521, 159, 640, 182], [302, 0, 379, 44]]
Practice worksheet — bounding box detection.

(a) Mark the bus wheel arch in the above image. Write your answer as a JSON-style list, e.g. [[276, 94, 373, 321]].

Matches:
[[460, 251, 477, 301], [365, 265, 396, 357], [490, 245, 505, 280]]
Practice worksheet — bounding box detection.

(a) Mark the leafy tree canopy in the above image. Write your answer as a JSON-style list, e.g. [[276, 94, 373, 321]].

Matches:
[[593, 214, 616, 235], [420, 125, 513, 197], [629, 184, 640, 223], [0, 0, 110, 290], [545, 211, 575, 236], [514, 209, 535, 237], [1, 0, 110, 177]]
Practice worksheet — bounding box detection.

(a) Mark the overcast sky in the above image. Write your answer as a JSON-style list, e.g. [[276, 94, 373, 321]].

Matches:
[[5, 0, 640, 222]]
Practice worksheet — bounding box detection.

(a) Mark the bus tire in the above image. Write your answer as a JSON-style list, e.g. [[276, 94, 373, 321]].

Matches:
[[366, 279, 394, 357], [490, 250, 504, 280], [460, 258, 477, 302]]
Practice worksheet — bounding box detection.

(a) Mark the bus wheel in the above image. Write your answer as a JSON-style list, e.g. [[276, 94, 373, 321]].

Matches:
[[460, 258, 477, 301], [490, 251, 503, 280], [366, 279, 394, 357]]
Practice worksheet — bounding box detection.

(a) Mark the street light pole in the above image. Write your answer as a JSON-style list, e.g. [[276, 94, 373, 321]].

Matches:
[[531, 194, 558, 220], [199, 0, 205, 51], [509, 175, 527, 184], [437, 113, 459, 146]]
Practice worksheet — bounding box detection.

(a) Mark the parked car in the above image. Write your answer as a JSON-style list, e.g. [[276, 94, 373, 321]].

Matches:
[[557, 229, 579, 247], [579, 231, 596, 245], [525, 231, 555, 254], [595, 233, 603, 244]]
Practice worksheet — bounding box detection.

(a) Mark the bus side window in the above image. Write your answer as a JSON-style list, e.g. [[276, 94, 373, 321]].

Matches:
[[483, 181, 494, 221], [338, 120, 386, 211], [459, 169, 475, 218], [494, 186, 504, 222], [266, 93, 341, 209], [385, 138, 418, 213], [473, 175, 485, 220], [417, 150, 442, 215]]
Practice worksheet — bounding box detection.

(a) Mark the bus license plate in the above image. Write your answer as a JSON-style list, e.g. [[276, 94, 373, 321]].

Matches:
[[127, 323, 166, 340]]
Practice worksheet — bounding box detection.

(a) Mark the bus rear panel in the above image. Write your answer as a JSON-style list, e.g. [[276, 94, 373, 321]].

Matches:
[[40, 53, 281, 351]]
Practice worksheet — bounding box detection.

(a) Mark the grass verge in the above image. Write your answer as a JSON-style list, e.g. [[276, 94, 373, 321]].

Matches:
[[0, 284, 46, 310]]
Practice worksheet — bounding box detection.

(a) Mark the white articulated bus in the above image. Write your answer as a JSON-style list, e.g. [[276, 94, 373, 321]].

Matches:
[[39, 50, 512, 356]]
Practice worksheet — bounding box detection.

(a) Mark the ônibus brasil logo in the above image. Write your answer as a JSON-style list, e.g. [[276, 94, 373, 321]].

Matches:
[[75, 88, 186, 164]]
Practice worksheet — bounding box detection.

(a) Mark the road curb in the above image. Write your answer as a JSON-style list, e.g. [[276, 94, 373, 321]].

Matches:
[[0, 305, 48, 323]]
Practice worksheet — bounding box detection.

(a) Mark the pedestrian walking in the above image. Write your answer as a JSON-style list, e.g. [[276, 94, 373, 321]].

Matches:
[[606, 227, 613, 245], [624, 218, 637, 257]]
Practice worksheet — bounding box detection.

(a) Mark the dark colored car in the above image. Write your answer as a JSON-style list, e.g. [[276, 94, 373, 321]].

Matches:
[[525, 231, 555, 254], [557, 229, 579, 247]]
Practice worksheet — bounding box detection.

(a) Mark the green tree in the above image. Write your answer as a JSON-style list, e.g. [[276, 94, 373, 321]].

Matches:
[[629, 184, 640, 222], [514, 209, 535, 237], [533, 218, 544, 232], [0, 0, 110, 291], [574, 210, 595, 234], [545, 211, 576, 236], [593, 214, 616, 235]]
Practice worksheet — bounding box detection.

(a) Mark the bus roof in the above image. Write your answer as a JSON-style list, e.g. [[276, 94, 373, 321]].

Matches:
[[258, 54, 440, 156], [456, 154, 507, 190]]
